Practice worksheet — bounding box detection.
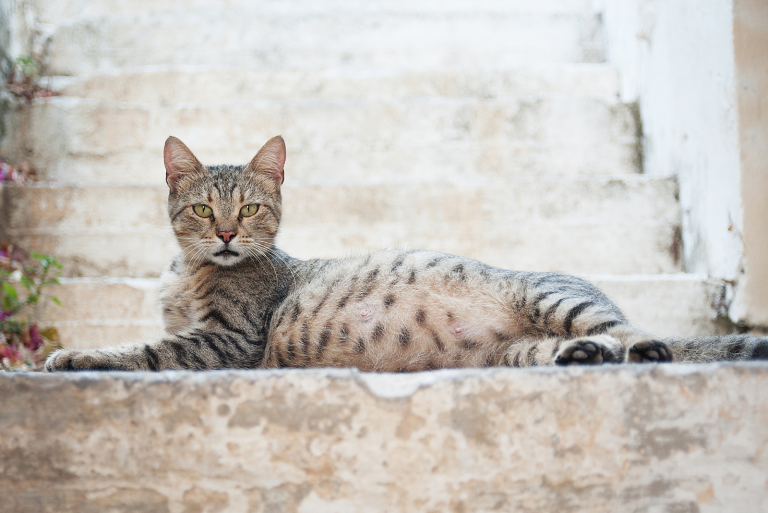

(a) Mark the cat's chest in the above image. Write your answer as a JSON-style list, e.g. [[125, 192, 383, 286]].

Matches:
[[159, 263, 254, 333]]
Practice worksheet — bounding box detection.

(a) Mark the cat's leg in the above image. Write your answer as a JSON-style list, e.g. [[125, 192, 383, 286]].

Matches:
[[503, 334, 625, 367], [599, 323, 674, 363], [511, 272, 674, 365], [45, 327, 263, 371]]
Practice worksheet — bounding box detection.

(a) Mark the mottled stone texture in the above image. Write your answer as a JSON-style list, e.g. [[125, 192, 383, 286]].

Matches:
[[1, 364, 767, 512]]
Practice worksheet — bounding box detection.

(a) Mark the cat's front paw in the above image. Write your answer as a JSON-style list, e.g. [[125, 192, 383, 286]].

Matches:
[[627, 340, 672, 363], [555, 336, 622, 366], [45, 348, 126, 371]]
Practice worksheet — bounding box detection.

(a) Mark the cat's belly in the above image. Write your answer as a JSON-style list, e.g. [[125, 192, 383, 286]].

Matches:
[[264, 271, 526, 372]]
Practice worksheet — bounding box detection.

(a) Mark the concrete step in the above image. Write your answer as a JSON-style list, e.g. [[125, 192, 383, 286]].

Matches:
[[50, 65, 620, 103], [39, 9, 604, 76], [4, 365, 767, 512], [35, 274, 725, 351], [26, 0, 600, 24], [1, 177, 681, 278], [2, 95, 639, 183]]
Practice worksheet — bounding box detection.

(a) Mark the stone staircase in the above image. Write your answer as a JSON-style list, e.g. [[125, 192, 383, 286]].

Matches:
[[4, 2, 767, 511], [1, 0, 726, 350]]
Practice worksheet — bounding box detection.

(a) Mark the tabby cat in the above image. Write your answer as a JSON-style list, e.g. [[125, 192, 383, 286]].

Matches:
[[45, 136, 768, 372]]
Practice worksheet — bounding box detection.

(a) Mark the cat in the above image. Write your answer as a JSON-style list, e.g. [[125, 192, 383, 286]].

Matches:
[[45, 136, 768, 372]]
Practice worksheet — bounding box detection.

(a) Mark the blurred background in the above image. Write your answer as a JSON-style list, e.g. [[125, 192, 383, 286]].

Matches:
[[0, 0, 765, 350]]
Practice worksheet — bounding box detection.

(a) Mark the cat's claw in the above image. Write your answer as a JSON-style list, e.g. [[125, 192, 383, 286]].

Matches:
[[627, 340, 673, 363]]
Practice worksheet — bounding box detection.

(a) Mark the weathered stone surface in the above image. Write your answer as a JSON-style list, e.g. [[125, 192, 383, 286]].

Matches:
[[1, 177, 680, 277], [590, 274, 726, 337], [278, 177, 681, 275], [24, 0, 600, 24], [32, 278, 165, 350], [1, 364, 766, 512], [51, 65, 620, 103], [0, 184, 174, 278], [1, 94, 638, 184], [39, 9, 602, 76]]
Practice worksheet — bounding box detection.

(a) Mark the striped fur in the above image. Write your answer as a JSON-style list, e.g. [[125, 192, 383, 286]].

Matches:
[[46, 137, 768, 372]]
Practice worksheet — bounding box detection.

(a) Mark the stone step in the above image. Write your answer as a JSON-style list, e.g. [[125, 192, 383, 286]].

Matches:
[[1, 177, 680, 278], [35, 274, 725, 351], [39, 9, 604, 76], [2, 95, 639, 183], [50, 65, 620, 103], [27, 0, 599, 24], [34, 278, 165, 350], [4, 365, 767, 512]]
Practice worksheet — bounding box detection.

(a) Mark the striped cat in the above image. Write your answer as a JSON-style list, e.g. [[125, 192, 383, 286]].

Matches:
[[46, 136, 768, 371]]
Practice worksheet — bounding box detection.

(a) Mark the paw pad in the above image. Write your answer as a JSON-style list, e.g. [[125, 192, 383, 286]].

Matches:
[[556, 340, 606, 365], [628, 340, 673, 363]]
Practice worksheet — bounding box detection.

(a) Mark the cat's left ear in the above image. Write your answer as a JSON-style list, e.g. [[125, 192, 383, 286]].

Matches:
[[245, 135, 286, 185]]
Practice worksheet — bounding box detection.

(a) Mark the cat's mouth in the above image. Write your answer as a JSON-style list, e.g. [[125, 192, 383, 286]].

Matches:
[[214, 249, 240, 258]]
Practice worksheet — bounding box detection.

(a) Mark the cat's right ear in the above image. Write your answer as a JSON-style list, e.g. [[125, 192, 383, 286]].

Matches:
[[245, 135, 286, 185], [164, 136, 204, 192]]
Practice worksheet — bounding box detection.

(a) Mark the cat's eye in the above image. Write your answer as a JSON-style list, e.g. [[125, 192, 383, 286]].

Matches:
[[240, 204, 259, 217], [193, 204, 213, 218]]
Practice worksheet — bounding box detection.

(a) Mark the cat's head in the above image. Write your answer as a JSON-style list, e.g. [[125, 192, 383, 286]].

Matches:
[[163, 136, 286, 267]]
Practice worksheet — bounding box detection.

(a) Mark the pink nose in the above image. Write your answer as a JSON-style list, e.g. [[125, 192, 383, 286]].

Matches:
[[217, 231, 236, 243]]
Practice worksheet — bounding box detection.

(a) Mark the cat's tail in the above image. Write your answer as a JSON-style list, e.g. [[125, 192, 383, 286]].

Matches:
[[662, 335, 768, 362]]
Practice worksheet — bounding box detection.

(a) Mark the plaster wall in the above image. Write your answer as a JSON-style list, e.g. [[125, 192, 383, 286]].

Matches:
[[731, 0, 768, 326], [602, 0, 768, 326]]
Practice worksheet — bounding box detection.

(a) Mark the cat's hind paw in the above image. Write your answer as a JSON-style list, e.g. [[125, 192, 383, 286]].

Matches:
[[627, 340, 673, 363], [555, 336, 622, 366]]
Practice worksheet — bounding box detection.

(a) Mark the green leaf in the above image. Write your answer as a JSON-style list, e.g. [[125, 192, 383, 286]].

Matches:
[[2, 282, 18, 300], [32, 253, 62, 270], [16, 55, 34, 67], [48, 296, 62, 306], [20, 275, 34, 290]]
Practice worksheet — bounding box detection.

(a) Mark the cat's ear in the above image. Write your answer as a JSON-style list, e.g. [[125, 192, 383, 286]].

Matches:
[[164, 136, 205, 191], [245, 135, 286, 185]]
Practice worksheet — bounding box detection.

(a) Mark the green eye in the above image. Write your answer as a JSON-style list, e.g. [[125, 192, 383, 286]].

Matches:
[[240, 204, 259, 217], [193, 205, 213, 218]]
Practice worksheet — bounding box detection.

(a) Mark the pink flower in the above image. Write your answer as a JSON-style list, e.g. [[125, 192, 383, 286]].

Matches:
[[0, 343, 22, 362], [0, 161, 13, 182], [26, 324, 43, 351]]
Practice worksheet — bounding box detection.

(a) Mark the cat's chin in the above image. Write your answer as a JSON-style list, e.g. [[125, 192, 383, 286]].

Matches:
[[211, 249, 245, 266]]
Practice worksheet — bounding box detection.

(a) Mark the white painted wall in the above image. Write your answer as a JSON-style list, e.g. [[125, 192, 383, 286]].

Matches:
[[600, 0, 758, 324]]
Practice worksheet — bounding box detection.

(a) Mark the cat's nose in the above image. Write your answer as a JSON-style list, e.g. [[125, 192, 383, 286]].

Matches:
[[217, 230, 237, 243]]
